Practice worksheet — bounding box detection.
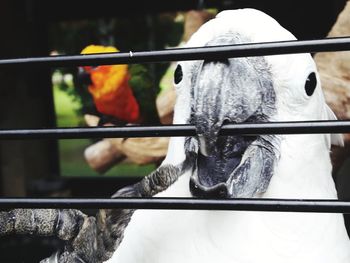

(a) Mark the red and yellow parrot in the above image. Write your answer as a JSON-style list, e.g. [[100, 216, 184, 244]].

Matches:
[[80, 45, 140, 123]]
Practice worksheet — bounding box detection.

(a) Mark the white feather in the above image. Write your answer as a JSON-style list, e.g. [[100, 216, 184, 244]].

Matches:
[[325, 104, 344, 147], [107, 9, 350, 263]]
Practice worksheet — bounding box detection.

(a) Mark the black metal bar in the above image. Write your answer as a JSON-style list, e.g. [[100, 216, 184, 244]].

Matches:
[[0, 120, 349, 140], [1, 198, 350, 213], [0, 37, 350, 68]]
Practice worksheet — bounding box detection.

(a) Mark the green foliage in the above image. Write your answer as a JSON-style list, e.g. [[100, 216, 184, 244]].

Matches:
[[52, 69, 96, 117], [72, 68, 97, 115], [49, 13, 183, 117], [59, 139, 156, 177], [49, 13, 184, 177], [53, 82, 84, 127], [49, 14, 183, 56], [129, 64, 159, 124]]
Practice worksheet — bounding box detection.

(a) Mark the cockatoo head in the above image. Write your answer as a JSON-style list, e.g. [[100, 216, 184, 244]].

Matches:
[[173, 9, 341, 198]]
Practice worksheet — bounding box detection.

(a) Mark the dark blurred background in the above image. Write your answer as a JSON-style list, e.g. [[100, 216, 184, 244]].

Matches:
[[0, 0, 347, 262]]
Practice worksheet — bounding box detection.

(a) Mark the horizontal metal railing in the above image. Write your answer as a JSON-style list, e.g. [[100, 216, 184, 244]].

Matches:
[[0, 37, 349, 68], [0, 197, 350, 213], [1, 36, 350, 213], [0, 120, 349, 139], [1, 198, 350, 213]]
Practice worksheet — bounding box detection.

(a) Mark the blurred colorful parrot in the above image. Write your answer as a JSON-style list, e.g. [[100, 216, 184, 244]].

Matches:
[[79, 45, 159, 124]]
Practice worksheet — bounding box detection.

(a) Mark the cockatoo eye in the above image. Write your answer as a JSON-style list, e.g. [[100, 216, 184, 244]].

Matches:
[[174, 64, 183, 84], [305, 72, 317, 96]]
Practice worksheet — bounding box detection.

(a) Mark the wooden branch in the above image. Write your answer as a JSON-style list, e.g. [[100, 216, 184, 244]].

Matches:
[[314, 2, 350, 174]]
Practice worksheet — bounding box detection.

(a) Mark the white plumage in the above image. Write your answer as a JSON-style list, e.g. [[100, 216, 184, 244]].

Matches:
[[108, 9, 350, 263]]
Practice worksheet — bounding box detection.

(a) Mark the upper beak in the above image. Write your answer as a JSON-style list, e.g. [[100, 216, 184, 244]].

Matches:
[[187, 58, 279, 198]]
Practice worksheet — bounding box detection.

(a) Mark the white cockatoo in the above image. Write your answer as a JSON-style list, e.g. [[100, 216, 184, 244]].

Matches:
[[107, 8, 350, 263]]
